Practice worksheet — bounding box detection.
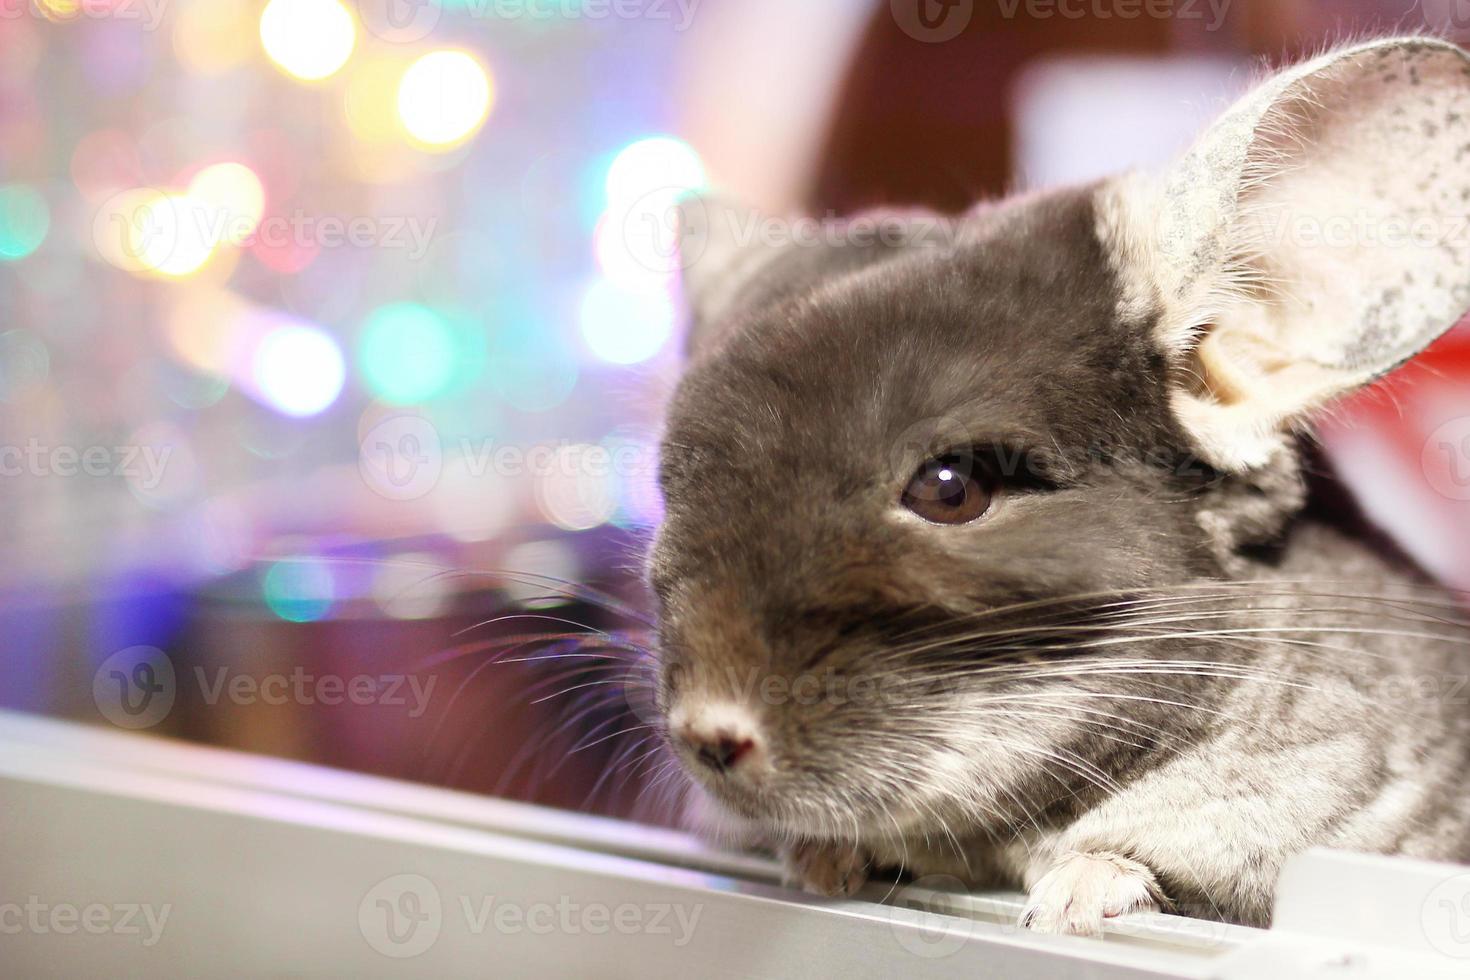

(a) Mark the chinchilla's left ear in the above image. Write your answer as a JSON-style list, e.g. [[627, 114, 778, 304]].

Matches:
[[676, 196, 788, 357], [1104, 37, 1470, 471]]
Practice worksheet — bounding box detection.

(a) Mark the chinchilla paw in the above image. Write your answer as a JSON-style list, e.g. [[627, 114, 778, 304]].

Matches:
[[1019, 851, 1164, 937], [782, 841, 871, 898]]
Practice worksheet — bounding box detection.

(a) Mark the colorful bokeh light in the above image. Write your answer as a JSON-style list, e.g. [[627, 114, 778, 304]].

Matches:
[[0, 184, 50, 261], [259, 0, 356, 82], [357, 303, 458, 405], [261, 558, 336, 623], [396, 50, 494, 150], [534, 444, 619, 532]]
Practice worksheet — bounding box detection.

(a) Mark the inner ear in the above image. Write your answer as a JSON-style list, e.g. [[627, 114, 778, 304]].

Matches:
[[1132, 38, 1470, 471]]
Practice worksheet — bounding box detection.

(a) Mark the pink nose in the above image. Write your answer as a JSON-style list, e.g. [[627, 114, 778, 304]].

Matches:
[[679, 724, 758, 774]]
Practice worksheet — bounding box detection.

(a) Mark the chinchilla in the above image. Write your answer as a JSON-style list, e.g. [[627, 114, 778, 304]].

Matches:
[[642, 36, 1470, 934]]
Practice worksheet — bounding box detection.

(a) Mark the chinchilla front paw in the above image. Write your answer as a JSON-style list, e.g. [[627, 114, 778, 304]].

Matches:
[[1020, 851, 1166, 936], [782, 841, 871, 897]]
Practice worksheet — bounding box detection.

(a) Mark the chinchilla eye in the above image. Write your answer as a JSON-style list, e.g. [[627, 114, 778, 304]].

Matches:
[[901, 454, 993, 525]]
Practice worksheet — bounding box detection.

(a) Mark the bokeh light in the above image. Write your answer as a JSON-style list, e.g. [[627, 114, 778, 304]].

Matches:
[[593, 136, 707, 292], [357, 304, 457, 405], [130, 191, 218, 278], [501, 540, 581, 609], [534, 443, 619, 532], [261, 558, 336, 622], [251, 320, 346, 417], [0, 184, 50, 261], [92, 187, 164, 274], [33, 0, 80, 23], [428, 448, 519, 543], [371, 554, 452, 620], [396, 50, 495, 150], [604, 136, 707, 209], [578, 278, 677, 364], [259, 0, 356, 82], [189, 162, 266, 247]]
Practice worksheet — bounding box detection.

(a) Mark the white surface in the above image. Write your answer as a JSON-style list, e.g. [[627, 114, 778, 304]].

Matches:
[[0, 710, 1466, 977]]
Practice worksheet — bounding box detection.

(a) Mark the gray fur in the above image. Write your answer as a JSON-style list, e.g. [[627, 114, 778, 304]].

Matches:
[[648, 38, 1470, 933]]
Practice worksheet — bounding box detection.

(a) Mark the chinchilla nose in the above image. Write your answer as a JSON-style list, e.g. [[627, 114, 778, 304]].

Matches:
[[673, 704, 763, 775]]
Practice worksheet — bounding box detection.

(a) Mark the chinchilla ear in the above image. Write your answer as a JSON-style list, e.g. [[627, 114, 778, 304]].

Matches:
[[1105, 37, 1470, 471], [676, 196, 788, 357]]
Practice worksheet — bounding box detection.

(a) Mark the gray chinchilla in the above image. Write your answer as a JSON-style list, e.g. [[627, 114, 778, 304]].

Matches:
[[647, 36, 1470, 933]]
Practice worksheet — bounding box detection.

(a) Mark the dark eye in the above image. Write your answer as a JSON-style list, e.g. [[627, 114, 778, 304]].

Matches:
[[901, 455, 993, 525]]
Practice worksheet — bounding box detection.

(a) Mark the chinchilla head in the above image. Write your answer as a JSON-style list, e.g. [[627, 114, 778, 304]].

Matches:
[[647, 37, 1470, 841]]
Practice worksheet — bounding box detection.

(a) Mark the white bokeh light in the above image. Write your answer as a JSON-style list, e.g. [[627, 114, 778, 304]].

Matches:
[[578, 278, 676, 365], [251, 321, 346, 417], [397, 50, 494, 150], [259, 0, 356, 82]]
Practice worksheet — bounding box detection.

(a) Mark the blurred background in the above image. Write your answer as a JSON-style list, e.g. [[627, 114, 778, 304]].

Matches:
[[2, 0, 1468, 824]]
